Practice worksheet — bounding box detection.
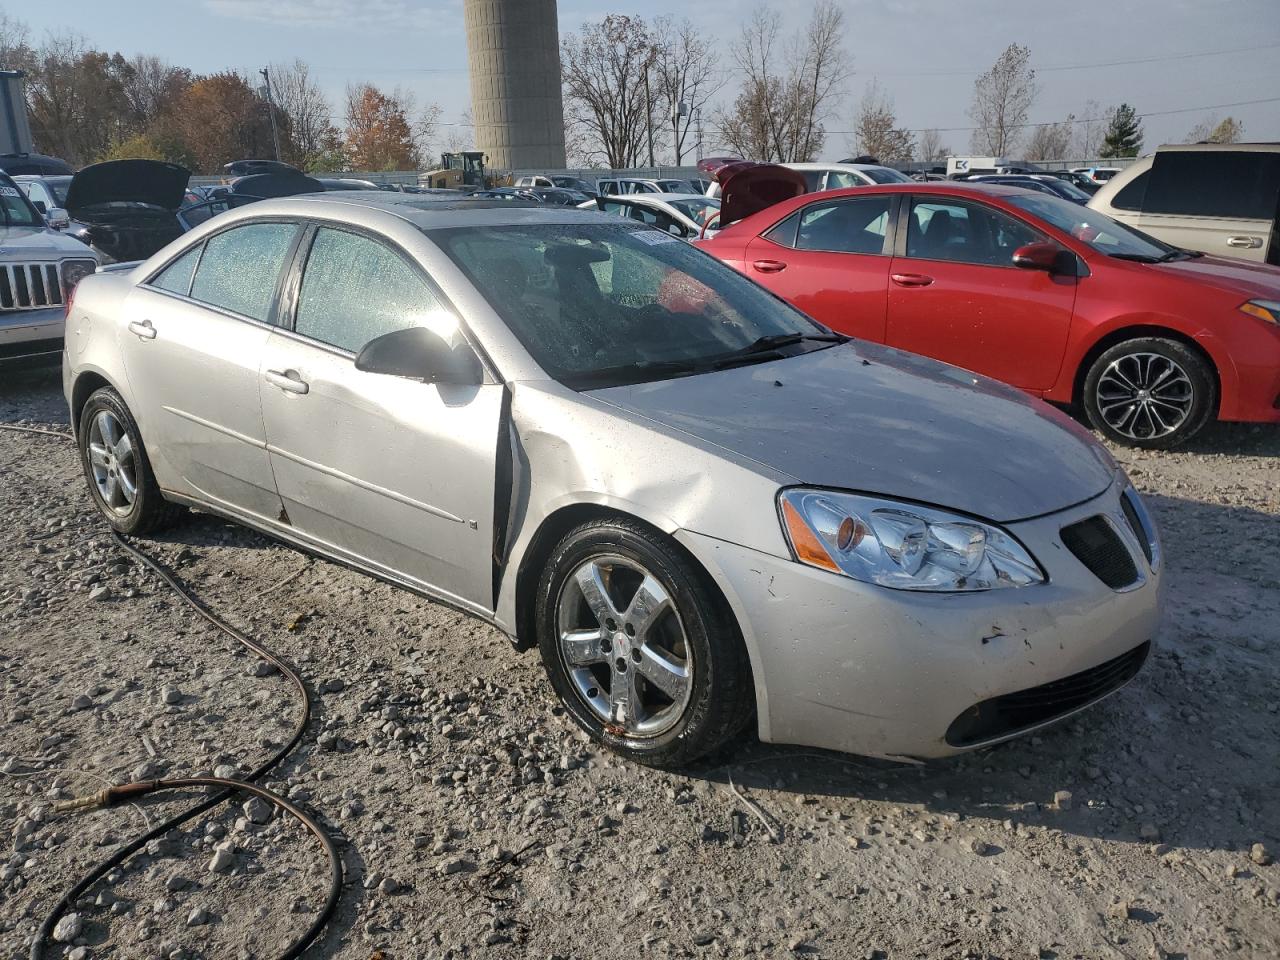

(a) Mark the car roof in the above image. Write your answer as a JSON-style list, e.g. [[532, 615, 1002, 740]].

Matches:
[[1155, 141, 1280, 154], [271, 192, 612, 228]]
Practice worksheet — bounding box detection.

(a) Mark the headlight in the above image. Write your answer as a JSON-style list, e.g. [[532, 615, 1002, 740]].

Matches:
[[60, 259, 97, 295], [778, 488, 1045, 591], [1239, 299, 1279, 325]]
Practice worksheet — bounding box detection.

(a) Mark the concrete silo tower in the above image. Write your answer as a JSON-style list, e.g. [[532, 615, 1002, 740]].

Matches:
[[464, 0, 567, 171]]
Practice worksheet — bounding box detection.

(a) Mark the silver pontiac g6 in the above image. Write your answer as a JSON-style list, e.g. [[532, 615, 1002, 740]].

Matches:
[[63, 194, 1162, 766]]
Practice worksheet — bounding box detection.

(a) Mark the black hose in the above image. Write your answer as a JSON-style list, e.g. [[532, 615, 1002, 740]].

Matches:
[[0, 423, 343, 958]]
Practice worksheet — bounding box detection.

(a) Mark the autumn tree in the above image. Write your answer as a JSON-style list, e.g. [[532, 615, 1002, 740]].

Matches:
[[344, 84, 416, 171], [561, 15, 658, 169], [22, 35, 137, 165], [168, 72, 281, 173], [851, 81, 913, 163], [1100, 103, 1142, 158], [969, 43, 1036, 156], [1186, 115, 1245, 144], [716, 3, 850, 163], [652, 17, 720, 164]]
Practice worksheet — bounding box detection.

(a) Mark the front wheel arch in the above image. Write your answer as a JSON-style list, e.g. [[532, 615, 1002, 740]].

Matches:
[[1072, 325, 1221, 416]]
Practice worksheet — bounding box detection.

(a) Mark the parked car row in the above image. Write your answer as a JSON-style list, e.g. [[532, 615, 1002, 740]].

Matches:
[[696, 156, 1280, 450]]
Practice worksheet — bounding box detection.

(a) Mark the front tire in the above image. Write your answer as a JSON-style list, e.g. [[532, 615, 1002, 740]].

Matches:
[[1083, 337, 1216, 449], [78, 387, 184, 535], [535, 518, 754, 768]]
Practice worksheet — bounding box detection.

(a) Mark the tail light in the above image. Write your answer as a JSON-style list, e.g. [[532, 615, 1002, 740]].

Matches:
[[60, 260, 97, 317]]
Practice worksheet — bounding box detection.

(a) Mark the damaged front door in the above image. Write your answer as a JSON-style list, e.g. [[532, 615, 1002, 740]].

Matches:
[[258, 225, 503, 613]]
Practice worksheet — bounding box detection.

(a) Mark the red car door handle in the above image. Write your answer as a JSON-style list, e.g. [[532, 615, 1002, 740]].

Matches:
[[752, 259, 787, 274], [891, 273, 934, 287]]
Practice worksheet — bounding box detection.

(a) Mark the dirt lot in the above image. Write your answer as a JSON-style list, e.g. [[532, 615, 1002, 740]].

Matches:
[[1, 365, 1277, 960]]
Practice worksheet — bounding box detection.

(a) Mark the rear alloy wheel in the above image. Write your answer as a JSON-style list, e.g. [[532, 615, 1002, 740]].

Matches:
[[536, 518, 754, 767], [1083, 338, 1216, 449], [78, 387, 184, 535]]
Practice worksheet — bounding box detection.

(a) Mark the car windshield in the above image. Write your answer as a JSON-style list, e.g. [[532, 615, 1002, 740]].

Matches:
[[45, 178, 71, 205], [0, 181, 42, 227], [432, 222, 833, 389], [1044, 179, 1092, 202], [864, 167, 912, 184], [667, 197, 720, 225], [1007, 194, 1178, 260]]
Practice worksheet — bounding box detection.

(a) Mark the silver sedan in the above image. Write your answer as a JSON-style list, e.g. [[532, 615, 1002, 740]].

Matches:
[[63, 194, 1162, 766]]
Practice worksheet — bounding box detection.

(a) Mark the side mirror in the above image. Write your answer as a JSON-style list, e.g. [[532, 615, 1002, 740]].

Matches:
[[355, 326, 483, 385], [46, 207, 71, 229], [1013, 242, 1075, 276]]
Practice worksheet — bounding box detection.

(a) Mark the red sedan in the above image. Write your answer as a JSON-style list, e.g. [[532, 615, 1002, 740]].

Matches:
[[697, 182, 1280, 448]]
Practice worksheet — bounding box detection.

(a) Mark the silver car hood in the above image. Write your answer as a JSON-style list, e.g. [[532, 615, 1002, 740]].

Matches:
[[588, 342, 1115, 524]]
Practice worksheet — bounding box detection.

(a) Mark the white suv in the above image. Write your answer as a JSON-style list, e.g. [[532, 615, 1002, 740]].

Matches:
[[1088, 144, 1280, 265], [0, 173, 99, 367]]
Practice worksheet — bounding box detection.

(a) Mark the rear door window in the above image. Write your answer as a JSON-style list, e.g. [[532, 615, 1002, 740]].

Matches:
[[149, 245, 203, 296], [1145, 152, 1280, 219], [188, 222, 298, 322], [1110, 170, 1148, 211], [795, 196, 893, 254]]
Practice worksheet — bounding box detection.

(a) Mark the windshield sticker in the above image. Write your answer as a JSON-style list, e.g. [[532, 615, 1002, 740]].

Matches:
[[633, 230, 680, 245], [0, 186, 21, 198]]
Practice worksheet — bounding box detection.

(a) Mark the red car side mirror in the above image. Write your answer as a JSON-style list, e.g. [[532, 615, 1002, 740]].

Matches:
[[1013, 242, 1075, 276]]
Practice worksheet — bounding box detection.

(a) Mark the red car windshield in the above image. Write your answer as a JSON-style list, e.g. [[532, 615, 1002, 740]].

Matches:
[[1008, 194, 1177, 260]]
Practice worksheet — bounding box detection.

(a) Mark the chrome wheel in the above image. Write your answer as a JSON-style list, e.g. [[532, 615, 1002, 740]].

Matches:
[[1095, 352, 1194, 441], [555, 555, 693, 738], [87, 410, 138, 515]]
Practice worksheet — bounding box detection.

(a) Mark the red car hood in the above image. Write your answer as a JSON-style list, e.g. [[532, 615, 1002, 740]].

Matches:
[[1152, 254, 1280, 300]]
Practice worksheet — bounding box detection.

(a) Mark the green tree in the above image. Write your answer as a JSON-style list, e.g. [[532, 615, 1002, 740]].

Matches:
[[1100, 103, 1143, 158]]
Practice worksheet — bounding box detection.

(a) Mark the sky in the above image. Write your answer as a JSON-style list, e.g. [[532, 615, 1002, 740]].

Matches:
[[6, 0, 1279, 162]]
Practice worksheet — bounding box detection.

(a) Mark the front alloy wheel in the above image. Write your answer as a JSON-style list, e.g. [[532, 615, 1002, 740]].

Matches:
[[536, 518, 754, 767], [556, 554, 694, 738], [1084, 337, 1215, 449]]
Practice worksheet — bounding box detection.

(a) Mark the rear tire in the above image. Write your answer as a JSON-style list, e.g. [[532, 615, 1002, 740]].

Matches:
[[1083, 337, 1216, 449], [536, 518, 754, 768], [78, 387, 184, 535]]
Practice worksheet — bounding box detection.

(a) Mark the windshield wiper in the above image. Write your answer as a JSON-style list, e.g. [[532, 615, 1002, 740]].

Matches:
[[569, 358, 708, 387], [1108, 253, 1161, 263], [735, 332, 848, 354]]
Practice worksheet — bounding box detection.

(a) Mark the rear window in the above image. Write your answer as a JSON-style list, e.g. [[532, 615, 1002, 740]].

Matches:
[[1145, 151, 1280, 220], [1110, 170, 1148, 212]]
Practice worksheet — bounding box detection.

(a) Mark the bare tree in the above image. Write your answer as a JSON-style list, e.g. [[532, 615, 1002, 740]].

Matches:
[[1071, 99, 1105, 159], [1186, 115, 1245, 143], [561, 15, 658, 169], [442, 111, 473, 155], [968, 43, 1036, 156], [269, 59, 338, 170], [0, 13, 35, 73], [1024, 117, 1073, 161], [715, 3, 850, 163], [916, 128, 950, 163], [652, 17, 720, 164], [850, 80, 913, 163]]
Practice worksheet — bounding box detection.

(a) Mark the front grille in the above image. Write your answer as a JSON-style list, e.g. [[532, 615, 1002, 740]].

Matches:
[[945, 641, 1150, 746], [0, 263, 65, 312], [1061, 515, 1138, 589]]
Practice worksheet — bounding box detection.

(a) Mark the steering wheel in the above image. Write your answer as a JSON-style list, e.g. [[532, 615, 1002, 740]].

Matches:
[[699, 212, 722, 240]]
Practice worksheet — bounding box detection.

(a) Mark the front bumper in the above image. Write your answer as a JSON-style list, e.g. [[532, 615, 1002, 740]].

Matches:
[[0, 306, 64, 366], [677, 478, 1162, 760]]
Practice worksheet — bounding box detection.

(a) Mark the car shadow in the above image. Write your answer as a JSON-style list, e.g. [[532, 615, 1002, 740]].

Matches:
[[685, 492, 1279, 856]]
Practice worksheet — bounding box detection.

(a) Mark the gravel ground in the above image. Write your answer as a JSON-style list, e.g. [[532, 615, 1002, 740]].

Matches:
[[1, 365, 1277, 960]]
